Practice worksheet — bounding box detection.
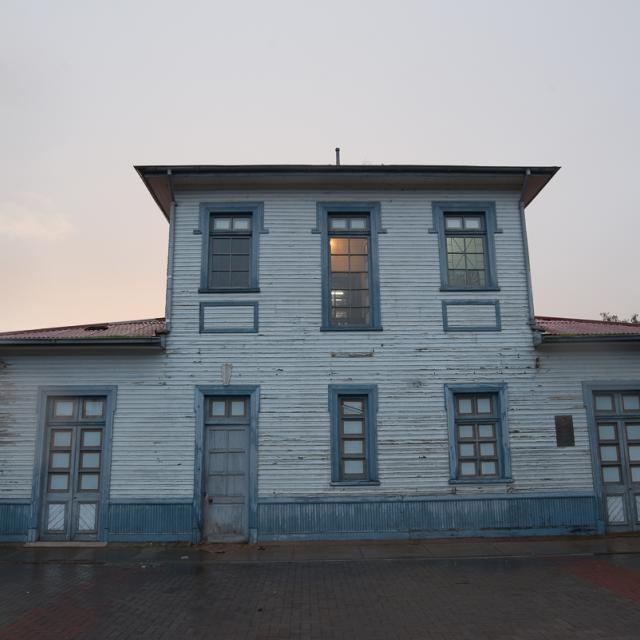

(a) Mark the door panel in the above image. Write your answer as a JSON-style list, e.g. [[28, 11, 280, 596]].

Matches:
[[594, 391, 640, 531], [40, 397, 105, 541], [203, 396, 250, 542]]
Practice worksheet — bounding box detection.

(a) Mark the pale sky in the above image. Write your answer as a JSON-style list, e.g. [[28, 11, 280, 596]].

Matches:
[[1, 0, 639, 331]]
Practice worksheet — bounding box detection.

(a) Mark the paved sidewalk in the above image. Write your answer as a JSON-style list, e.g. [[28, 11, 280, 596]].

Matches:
[[3, 534, 640, 565], [2, 536, 640, 639]]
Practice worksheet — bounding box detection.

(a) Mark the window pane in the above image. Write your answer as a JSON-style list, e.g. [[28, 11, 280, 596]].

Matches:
[[457, 398, 473, 415], [50, 452, 70, 469], [53, 400, 74, 418], [49, 474, 69, 491], [445, 216, 463, 230], [232, 218, 251, 231], [628, 445, 640, 462], [343, 440, 364, 455], [600, 445, 618, 462], [627, 424, 640, 440], [81, 452, 100, 469], [210, 271, 231, 288], [458, 425, 474, 439], [213, 218, 232, 231], [331, 256, 349, 272], [598, 424, 617, 441], [230, 271, 250, 287], [343, 400, 363, 415], [478, 424, 495, 439], [230, 400, 246, 416], [460, 462, 476, 476], [632, 466, 640, 482], [344, 459, 364, 475], [349, 217, 368, 230], [82, 431, 102, 448], [83, 400, 104, 418], [349, 256, 368, 272], [480, 461, 497, 476], [231, 237, 251, 254], [603, 466, 621, 483], [623, 394, 640, 411], [330, 218, 347, 230], [230, 255, 250, 271], [78, 503, 97, 531], [47, 504, 65, 531], [595, 395, 614, 412], [211, 254, 231, 272], [349, 238, 368, 253], [211, 401, 226, 416], [459, 443, 475, 457], [477, 397, 492, 414], [80, 474, 100, 491], [464, 216, 483, 230], [52, 431, 72, 448], [211, 237, 230, 253], [343, 420, 363, 435], [330, 238, 349, 254], [466, 253, 485, 269], [479, 442, 496, 457]]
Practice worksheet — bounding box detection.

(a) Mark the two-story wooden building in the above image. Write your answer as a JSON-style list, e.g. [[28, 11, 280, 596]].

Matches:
[[2, 164, 640, 543]]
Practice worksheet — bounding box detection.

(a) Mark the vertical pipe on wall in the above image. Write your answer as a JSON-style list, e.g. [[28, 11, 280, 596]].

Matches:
[[164, 171, 177, 333], [519, 169, 536, 327]]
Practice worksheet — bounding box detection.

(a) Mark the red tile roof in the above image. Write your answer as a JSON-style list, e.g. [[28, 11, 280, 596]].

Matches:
[[535, 316, 640, 337], [0, 318, 165, 341], [1, 315, 639, 343]]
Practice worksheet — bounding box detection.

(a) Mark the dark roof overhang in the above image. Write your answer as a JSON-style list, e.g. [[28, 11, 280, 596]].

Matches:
[[135, 164, 560, 221]]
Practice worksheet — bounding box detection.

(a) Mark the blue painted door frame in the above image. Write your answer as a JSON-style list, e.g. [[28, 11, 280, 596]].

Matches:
[[193, 385, 260, 543]]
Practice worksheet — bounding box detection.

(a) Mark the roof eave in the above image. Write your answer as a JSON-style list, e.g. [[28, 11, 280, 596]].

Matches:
[[0, 337, 165, 350], [134, 164, 560, 220], [540, 334, 640, 344]]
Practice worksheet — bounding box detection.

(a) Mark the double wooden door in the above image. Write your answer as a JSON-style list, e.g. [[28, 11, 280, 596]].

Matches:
[[593, 390, 640, 531], [40, 396, 106, 540]]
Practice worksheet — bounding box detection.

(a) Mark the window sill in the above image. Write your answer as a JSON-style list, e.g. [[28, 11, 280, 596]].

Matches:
[[440, 286, 500, 293], [321, 326, 383, 332], [449, 477, 513, 485], [331, 480, 380, 487], [199, 288, 261, 294]]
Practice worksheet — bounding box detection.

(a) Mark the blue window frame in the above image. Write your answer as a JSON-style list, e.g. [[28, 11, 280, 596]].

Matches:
[[444, 384, 511, 483], [315, 202, 383, 331], [199, 202, 267, 293], [329, 384, 379, 485], [431, 202, 500, 291]]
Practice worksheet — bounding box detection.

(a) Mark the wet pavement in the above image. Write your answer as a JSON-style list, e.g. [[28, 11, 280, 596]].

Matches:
[[2, 536, 640, 638]]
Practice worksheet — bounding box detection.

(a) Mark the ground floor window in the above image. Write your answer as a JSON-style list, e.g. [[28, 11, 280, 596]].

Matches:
[[328, 385, 379, 485], [445, 384, 511, 483]]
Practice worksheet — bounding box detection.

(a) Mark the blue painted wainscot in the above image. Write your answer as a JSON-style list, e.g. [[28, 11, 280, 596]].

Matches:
[[256, 493, 602, 541], [0, 502, 31, 542]]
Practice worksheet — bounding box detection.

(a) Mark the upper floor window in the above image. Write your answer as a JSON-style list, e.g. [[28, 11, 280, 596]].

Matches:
[[315, 203, 383, 331], [432, 202, 499, 291], [199, 202, 266, 293], [445, 384, 511, 483]]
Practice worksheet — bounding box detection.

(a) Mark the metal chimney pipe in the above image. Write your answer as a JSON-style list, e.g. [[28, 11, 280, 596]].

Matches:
[[335, 147, 341, 166]]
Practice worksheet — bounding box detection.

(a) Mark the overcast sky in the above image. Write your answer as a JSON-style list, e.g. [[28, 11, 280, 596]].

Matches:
[[1, 0, 639, 331]]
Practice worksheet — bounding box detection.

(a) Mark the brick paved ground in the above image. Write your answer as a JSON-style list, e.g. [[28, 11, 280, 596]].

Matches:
[[2, 544, 640, 639]]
